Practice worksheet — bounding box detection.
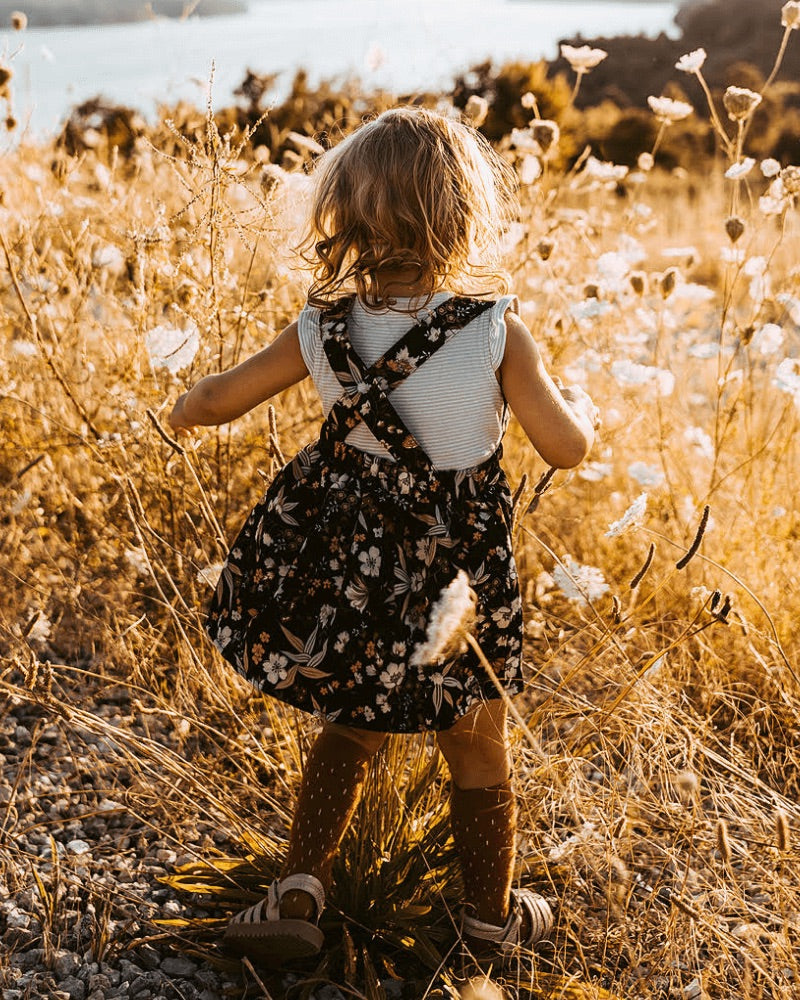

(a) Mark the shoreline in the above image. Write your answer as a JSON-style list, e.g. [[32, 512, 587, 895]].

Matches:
[[0, 0, 248, 29]]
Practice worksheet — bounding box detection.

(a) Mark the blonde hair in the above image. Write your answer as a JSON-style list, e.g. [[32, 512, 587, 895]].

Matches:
[[301, 106, 518, 308]]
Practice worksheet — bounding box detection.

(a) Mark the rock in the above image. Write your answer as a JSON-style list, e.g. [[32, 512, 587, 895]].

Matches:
[[59, 975, 88, 1000], [53, 950, 80, 978], [159, 955, 198, 977], [67, 839, 91, 855]]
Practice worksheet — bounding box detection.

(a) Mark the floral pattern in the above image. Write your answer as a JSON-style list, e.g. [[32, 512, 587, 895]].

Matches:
[[206, 296, 525, 732]]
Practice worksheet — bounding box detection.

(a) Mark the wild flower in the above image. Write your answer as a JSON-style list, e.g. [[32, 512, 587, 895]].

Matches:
[[611, 360, 675, 397], [92, 243, 127, 276], [125, 547, 150, 576], [530, 119, 559, 156], [519, 154, 541, 185], [552, 555, 610, 606], [145, 322, 200, 374], [647, 96, 693, 123], [780, 165, 800, 196], [760, 157, 781, 177], [725, 158, 755, 180], [509, 127, 539, 153], [581, 156, 628, 183], [684, 426, 714, 460], [773, 358, 800, 409], [628, 461, 665, 487], [26, 613, 53, 644], [578, 461, 612, 482], [637, 152, 654, 172], [560, 44, 608, 74], [675, 48, 707, 73], [723, 86, 762, 122], [464, 94, 489, 128], [410, 570, 477, 666], [10, 340, 37, 357], [782, 1, 800, 29], [606, 493, 648, 538], [751, 323, 784, 356], [521, 91, 537, 109]]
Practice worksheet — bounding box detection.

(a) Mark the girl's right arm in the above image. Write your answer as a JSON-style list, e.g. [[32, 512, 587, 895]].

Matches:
[[499, 312, 597, 468], [169, 321, 308, 430]]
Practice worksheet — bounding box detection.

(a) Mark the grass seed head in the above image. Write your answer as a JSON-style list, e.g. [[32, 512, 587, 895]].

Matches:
[[629, 271, 646, 296], [410, 569, 477, 666], [660, 267, 678, 298], [716, 817, 733, 865], [10, 10, 27, 30], [536, 237, 554, 261], [775, 808, 791, 852], [676, 770, 699, 804]]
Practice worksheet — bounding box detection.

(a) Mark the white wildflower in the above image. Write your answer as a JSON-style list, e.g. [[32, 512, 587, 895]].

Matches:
[[675, 48, 707, 73], [723, 86, 762, 121], [647, 96, 693, 123], [725, 157, 755, 180], [552, 555, 610, 606], [578, 461, 613, 482], [560, 44, 608, 74], [145, 322, 200, 374], [464, 94, 489, 127], [773, 357, 800, 409], [521, 91, 537, 109], [627, 461, 665, 487], [519, 154, 542, 185], [10, 340, 37, 357], [125, 547, 150, 576], [611, 359, 675, 397], [782, 1, 800, 29], [751, 323, 784, 356], [637, 152, 654, 172], [510, 127, 540, 153], [583, 156, 628, 181], [411, 570, 477, 666], [662, 245, 699, 261], [606, 493, 648, 538], [196, 563, 225, 587], [684, 426, 714, 460], [688, 342, 720, 359], [760, 157, 781, 177], [92, 242, 126, 276], [26, 613, 53, 644]]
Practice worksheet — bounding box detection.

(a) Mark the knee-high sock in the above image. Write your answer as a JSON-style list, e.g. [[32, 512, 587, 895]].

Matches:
[[281, 727, 372, 889], [450, 779, 516, 926]]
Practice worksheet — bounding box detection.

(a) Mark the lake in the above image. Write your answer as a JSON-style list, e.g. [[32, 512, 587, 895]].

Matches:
[[5, 0, 679, 139]]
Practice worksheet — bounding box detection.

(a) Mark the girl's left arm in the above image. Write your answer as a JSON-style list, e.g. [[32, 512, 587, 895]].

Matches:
[[169, 321, 307, 430]]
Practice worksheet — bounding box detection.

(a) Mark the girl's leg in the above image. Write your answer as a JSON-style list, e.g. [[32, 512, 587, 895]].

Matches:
[[279, 721, 387, 919], [436, 700, 514, 927]]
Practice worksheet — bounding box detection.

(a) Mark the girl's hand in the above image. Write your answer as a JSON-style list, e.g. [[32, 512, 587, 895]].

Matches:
[[559, 384, 601, 430], [168, 393, 196, 434]]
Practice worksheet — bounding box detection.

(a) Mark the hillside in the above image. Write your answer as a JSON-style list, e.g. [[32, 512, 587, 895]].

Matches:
[[0, 0, 247, 28]]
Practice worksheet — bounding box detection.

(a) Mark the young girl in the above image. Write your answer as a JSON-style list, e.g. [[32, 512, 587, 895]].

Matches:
[[169, 107, 597, 965]]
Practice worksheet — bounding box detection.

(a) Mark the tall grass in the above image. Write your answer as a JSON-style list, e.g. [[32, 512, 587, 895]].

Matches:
[[2, 20, 800, 999]]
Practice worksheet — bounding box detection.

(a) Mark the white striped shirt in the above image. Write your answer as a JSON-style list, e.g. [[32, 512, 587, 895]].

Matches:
[[297, 293, 517, 470]]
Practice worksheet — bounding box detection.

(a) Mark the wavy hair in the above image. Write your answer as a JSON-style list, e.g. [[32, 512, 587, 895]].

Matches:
[[300, 107, 519, 308]]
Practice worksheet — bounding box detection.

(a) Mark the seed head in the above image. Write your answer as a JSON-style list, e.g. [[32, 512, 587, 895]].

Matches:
[[637, 152, 654, 172], [780, 165, 800, 196], [716, 818, 733, 866], [725, 216, 746, 243], [782, 1, 800, 29], [530, 118, 559, 155], [10, 10, 27, 30], [464, 94, 489, 128], [675, 770, 699, 804], [584, 282, 600, 299], [629, 271, 647, 296], [410, 570, 477, 667], [0, 66, 12, 88], [659, 267, 678, 298], [723, 86, 762, 122], [5, 115, 16, 131], [536, 237, 555, 261], [775, 808, 791, 852]]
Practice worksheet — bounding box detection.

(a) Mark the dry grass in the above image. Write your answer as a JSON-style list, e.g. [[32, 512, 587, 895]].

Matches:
[[2, 61, 800, 1000]]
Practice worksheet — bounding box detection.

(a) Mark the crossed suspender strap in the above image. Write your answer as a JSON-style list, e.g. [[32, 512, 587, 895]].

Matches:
[[318, 296, 495, 465]]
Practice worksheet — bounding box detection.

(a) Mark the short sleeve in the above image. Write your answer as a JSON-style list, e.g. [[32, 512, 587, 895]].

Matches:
[[488, 294, 520, 371], [297, 304, 323, 377]]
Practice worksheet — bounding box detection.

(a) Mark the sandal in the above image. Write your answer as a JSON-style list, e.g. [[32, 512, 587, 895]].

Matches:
[[461, 888, 553, 954], [223, 873, 326, 965]]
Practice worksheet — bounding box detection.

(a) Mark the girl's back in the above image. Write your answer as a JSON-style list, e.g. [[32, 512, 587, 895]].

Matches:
[[299, 293, 518, 469]]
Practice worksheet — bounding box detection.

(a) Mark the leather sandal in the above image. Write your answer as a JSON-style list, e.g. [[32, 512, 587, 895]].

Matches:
[[223, 873, 325, 965], [461, 888, 553, 954]]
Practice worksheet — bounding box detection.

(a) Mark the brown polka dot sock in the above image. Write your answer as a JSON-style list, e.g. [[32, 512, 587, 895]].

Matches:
[[450, 778, 516, 926], [279, 727, 373, 919]]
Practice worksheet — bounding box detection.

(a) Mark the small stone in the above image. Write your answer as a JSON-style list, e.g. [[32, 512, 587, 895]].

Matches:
[[53, 950, 80, 978], [67, 839, 91, 855], [160, 956, 197, 977], [59, 975, 87, 1000]]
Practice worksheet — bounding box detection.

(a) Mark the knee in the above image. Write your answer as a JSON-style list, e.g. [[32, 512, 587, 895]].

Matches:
[[323, 721, 388, 759], [437, 730, 510, 790]]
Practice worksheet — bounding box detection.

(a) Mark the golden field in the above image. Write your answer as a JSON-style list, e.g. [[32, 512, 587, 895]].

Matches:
[[2, 33, 800, 1000]]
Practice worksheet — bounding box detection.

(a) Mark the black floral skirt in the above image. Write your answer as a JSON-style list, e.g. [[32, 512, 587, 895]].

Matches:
[[206, 438, 524, 732]]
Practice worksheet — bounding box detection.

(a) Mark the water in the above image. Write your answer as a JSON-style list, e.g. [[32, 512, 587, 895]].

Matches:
[[5, 0, 678, 139]]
